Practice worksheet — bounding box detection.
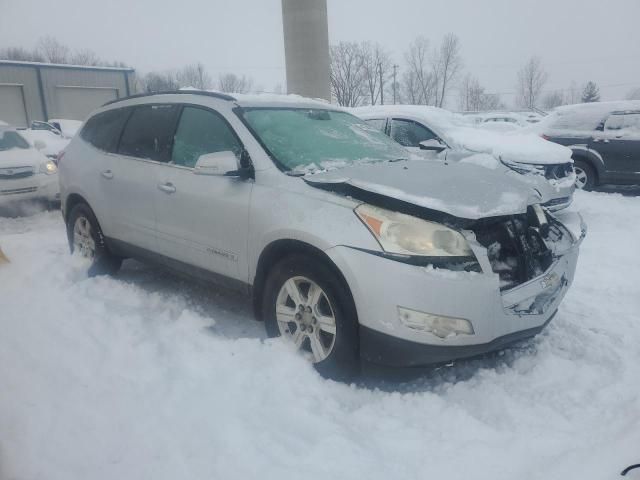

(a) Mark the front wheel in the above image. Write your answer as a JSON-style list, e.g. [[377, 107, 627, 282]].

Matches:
[[573, 160, 596, 191], [261, 254, 359, 380], [67, 203, 122, 276]]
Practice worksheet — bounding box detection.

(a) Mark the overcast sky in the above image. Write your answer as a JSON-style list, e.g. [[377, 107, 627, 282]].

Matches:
[[1, 0, 639, 107]]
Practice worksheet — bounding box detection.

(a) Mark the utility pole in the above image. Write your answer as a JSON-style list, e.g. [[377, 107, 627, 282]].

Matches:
[[392, 64, 399, 104], [378, 62, 384, 105]]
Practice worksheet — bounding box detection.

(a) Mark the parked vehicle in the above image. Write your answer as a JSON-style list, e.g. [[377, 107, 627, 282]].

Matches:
[[535, 101, 640, 190], [59, 91, 585, 378], [353, 105, 575, 211], [0, 126, 60, 206]]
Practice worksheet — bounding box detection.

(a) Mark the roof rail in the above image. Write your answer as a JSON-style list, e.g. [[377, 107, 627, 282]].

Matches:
[[102, 90, 236, 107]]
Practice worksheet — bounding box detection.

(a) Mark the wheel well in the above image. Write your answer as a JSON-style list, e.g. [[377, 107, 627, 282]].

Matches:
[[571, 152, 599, 183], [251, 239, 356, 322], [65, 193, 90, 221]]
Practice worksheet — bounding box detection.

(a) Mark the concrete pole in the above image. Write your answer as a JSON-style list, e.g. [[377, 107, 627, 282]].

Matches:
[[281, 0, 331, 101]]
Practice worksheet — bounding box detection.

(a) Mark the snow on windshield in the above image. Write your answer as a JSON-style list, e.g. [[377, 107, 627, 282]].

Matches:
[[240, 108, 408, 172]]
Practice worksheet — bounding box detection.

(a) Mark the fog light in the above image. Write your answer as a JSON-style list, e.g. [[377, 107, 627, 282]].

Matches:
[[397, 307, 474, 338]]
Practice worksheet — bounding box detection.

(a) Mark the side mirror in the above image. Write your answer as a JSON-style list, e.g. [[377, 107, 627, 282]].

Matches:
[[419, 139, 447, 152], [33, 140, 47, 151], [194, 151, 241, 176]]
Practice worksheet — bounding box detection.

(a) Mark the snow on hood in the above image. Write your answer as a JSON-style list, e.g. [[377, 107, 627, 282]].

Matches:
[[18, 129, 70, 157], [304, 159, 546, 220], [352, 105, 573, 166], [0, 147, 48, 169]]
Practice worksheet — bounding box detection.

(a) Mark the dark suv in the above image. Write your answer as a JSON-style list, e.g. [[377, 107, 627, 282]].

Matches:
[[539, 101, 640, 190]]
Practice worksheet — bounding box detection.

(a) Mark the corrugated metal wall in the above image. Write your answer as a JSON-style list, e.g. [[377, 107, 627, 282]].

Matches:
[[0, 64, 45, 125], [0, 62, 133, 125]]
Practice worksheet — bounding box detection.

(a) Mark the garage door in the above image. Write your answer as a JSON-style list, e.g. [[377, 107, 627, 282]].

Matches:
[[0, 84, 28, 127], [55, 86, 118, 121]]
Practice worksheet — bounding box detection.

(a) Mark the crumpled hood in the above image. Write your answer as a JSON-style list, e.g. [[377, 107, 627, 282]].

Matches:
[[304, 159, 548, 221], [0, 148, 46, 170]]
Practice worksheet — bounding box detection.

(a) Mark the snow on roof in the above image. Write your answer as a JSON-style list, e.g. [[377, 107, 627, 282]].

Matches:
[[0, 59, 134, 72], [539, 100, 640, 132], [178, 87, 333, 109]]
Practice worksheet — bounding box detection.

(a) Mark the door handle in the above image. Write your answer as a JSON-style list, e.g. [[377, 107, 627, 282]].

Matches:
[[157, 182, 176, 194], [100, 170, 114, 179]]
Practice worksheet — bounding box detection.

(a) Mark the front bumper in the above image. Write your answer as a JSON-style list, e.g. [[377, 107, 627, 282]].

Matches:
[[326, 212, 585, 367], [0, 173, 60, 204]]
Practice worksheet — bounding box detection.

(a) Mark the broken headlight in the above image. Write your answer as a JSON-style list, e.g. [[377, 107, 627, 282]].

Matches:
[[355, 204, 473, 257], [501, 158, 545, 176]]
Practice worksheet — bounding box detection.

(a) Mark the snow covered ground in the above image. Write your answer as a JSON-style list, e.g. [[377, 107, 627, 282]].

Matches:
[[1, 191, 639, 480]]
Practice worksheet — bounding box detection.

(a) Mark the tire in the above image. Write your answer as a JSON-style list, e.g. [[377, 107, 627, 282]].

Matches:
[[261, 254, 359, 380], [573, 159, 596, 191], [66, 203, 122, 276]]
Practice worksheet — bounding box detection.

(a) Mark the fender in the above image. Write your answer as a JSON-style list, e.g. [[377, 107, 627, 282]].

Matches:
[[568, 144, 605, 177]]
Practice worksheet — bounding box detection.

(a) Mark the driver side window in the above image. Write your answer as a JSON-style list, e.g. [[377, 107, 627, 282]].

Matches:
[[390, 119, 436, 147], [172, 107, 242, 168]]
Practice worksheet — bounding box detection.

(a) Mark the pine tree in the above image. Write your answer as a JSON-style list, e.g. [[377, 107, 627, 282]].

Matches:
[[581, 81, 600, 103]]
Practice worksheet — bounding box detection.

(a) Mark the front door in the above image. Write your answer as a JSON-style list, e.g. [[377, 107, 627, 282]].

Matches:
[[154, 105, 252, 282]]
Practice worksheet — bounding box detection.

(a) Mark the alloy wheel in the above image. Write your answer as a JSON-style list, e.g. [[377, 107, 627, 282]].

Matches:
[[73, 216, 96, 260], [275, 276, 337, 363], [574, 166, 588, 189]]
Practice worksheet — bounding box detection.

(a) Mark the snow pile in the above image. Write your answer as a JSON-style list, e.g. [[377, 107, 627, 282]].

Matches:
[[1, 191, 640, 480]]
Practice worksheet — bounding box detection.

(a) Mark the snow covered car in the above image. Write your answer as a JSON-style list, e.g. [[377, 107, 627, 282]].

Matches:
[[533, 101, 640, 190], [59, 91, 585, 378], [353, 105, 576, 211], [0, 127, 60, 205]]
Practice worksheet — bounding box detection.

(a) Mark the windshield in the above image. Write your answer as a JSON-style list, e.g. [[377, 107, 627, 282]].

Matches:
[[239, 108, 409, 172], [0, 130, 30, 151]]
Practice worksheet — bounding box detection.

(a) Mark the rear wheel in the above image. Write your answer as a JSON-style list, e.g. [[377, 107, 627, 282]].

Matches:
[[262, 254, 359, 380], [573, 160, 596, 191], [67, 203, 121, 276]]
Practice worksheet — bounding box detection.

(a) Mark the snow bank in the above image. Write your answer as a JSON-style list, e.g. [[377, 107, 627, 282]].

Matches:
[[2, 191, 640, 480]]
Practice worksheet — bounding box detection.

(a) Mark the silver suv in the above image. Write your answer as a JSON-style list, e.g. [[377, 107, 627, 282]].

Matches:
[[59, 91, 585, 379]]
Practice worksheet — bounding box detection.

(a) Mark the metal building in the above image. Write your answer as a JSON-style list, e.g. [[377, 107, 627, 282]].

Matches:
[[281, 0, 331, 101], [0, 60, 134, 127]]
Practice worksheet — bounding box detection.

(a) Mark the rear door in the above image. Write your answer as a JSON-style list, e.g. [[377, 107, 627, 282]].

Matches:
[[153, 105, 252, 281], [107, 103, 180, 251], [589, 114, 628, 176], [617, 113, 640, 180]]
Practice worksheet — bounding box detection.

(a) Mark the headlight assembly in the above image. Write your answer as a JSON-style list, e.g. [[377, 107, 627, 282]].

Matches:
[[501, 158, 545, 176], [39, 160, 58, 175], [354, 204, 474, 258]]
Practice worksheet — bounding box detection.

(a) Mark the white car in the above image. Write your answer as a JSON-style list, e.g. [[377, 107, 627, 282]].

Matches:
[[0, 127, 60, 206], [59, 91, 584, 379], [353, 105, 576, 211]]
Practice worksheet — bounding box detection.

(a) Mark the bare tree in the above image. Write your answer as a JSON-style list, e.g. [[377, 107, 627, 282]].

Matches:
[[329, 42, 366, 107], [177, 63, 213, 90], [458, 74, 502, 111], [542, 90, 565, 110], [218, 73, 253, 93], [403, 37, 435, 105], [36, 36, 70, 64], [627, 87, 640, 100], [516, 56, 548, 109], [140, 71, 180, 93], [0, 46, 45, 62], [432, 33, 462, 108], [566, 80, 581, 104], [70, 49, 101, 66], [360, 42, 392, 105]]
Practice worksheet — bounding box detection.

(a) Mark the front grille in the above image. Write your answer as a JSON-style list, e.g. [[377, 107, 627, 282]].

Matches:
[[0, 186, 38, 196], [473, 211, 553, 290], [0, 166, 35, 180], [544, 163, 572, 180]]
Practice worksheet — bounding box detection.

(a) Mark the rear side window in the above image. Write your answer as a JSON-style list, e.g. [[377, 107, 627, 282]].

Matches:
[[365, 118, 387, 132], [80, 108, 130, 153], [390, 119, 437, 147], [118, 104, 180, 162], [171, 107, 242, 168]]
